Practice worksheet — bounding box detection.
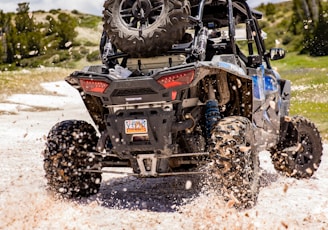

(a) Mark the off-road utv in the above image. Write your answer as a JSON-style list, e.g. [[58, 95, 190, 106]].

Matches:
[[43, 0, 323, 208]]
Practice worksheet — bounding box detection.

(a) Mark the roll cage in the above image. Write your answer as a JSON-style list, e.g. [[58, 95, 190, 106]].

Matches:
[[188, 0, 271, 68], [102, 0, 272, 70]]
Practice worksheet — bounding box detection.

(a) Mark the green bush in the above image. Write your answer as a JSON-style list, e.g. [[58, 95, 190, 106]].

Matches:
[[19, 58, 43, 68], [49, 9, 61, 14], [258, 20, 269, 29], [282, 33, 293, 45], [71, 10, 80, 15], [87, 50, 100, 62], [84, 41, 98, 47], [267, 15, 275, 23], [78, 15, 101, 28], [59, 51, 71, 62], [71, 50, 83, 61], [265, 3, 276, 16], [79, 46, 89, 55]]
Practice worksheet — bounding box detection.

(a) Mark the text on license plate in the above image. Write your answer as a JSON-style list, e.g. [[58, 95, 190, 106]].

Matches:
[[125, 119, 148, 134]]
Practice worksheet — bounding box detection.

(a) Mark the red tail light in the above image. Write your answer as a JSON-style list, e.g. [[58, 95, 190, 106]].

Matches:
[[157, 70, 195, 89], [80, 79, 109, 93]]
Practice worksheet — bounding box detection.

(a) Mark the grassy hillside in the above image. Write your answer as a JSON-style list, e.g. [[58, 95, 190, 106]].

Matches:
[[255, 2, 328, 140], [272, 53, 328, 140], [256, 2, 302, 52], [35, 10, 103, 68], [0, 9, 103, 70]]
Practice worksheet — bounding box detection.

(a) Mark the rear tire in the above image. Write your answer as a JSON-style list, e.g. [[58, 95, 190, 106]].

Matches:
[[103, 0, 190, 57], [209, 116, 260, 209], [43, 120, 102, 198], [270, 116, 323, 179]]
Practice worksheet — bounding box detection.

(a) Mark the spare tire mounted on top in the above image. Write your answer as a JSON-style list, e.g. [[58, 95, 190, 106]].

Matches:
[[103, 0, 191, 57]]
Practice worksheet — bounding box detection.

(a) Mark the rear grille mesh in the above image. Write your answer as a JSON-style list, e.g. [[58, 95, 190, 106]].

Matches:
[[112, 88, 157, 96]]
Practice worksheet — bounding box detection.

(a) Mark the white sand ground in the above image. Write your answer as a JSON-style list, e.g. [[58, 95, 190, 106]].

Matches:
[[0, 81, 327, 229]]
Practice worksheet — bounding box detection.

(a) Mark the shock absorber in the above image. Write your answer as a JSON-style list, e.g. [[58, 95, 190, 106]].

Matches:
[[205, 80, 222, 139], [205, 99, 221, 139], [192, 27, 209, 61]]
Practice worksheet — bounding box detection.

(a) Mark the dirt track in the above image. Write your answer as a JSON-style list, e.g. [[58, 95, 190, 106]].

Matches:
[[0, 81, 327, 229]]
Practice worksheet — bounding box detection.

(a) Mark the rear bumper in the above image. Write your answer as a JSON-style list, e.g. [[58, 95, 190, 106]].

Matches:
[[106, 105, 174, 154]]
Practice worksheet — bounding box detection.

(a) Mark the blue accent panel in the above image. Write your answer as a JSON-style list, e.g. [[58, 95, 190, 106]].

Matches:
[[216, 61, 246, 76], [252, 75, 260, 99], [252, 65, 277, 99], [264, 75, 277, 92], [217, 61, 232, 69]]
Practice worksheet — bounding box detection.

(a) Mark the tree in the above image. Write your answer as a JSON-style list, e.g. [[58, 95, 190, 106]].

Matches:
[[5, 26, 18, 63], [15, 3, 34, 32], [265, 3, 276, 16], [56, 13, 78, 49], [0, 3, 80, 66], [14, 2, 43, 60], [45, 15, 57, 36], [0, 11, 8, 63], [291, 0, 328, 56], [310, 2, 328, 56], [0, 10, 16, 63]]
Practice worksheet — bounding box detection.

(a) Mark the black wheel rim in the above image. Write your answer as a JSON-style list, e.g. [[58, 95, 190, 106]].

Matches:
[[120, 0, 164, 29], [295, 133, 313, 166]]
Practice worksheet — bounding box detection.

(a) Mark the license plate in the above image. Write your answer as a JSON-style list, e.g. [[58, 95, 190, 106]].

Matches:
[[125, 119, 148, 134]]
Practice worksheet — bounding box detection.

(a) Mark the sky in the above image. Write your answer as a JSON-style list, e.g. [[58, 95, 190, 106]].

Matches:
[[1, 0, 290, 16]]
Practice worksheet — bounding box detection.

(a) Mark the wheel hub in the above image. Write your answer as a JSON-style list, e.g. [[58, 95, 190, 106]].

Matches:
[[132, 0, 152, 20], [120, 0, 164, 29]]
